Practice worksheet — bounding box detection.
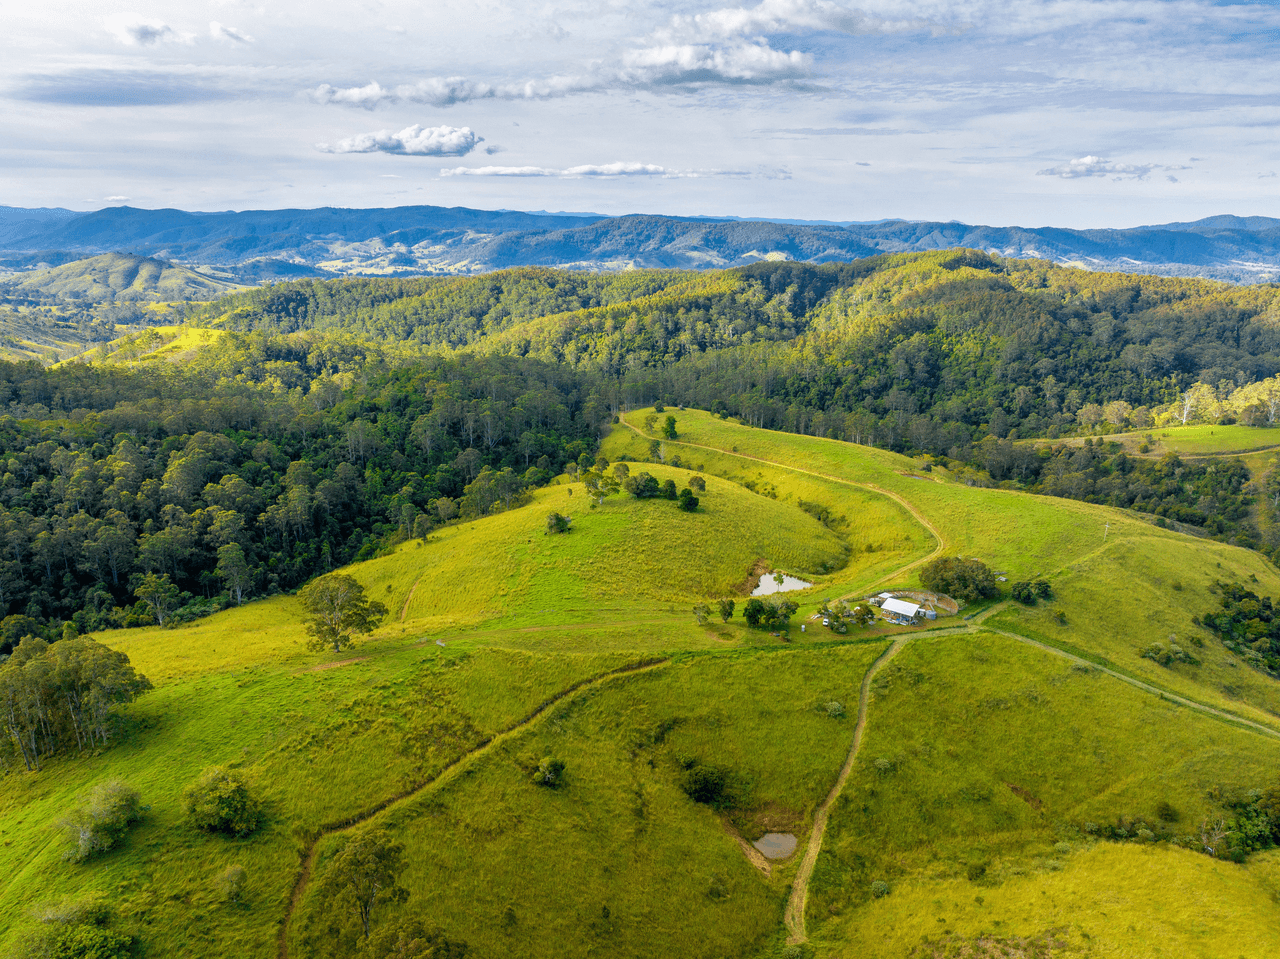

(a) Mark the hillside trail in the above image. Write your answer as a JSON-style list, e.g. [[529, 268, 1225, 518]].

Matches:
[[985, 627, 1280, 740], [617, 417, 947, 591], [399, 573, 424, 621], [784, 637, 907, 944], [276, 657, 669, 959]]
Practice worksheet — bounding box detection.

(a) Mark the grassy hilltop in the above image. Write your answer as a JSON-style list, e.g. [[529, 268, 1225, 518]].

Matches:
[[4, 409, 1280, 958]]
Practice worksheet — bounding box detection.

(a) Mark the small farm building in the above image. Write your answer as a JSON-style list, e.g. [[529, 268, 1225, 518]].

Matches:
[[881, 598, 921, 624]]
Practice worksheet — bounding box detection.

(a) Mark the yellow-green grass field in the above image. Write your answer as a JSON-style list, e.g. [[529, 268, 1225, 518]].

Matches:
[[990, 532, 1280, 729], [0, 636, 644, 957], [608, 409, 1178, 588], [823, 842, 1280, 958], [1042, 423, 1280, 458], [292, 642, 890, 959], [612, 410, 1280, 719], [368, 465, 852, 631], [8, 411, 1280, 957], [811, 631, 1280, 957]]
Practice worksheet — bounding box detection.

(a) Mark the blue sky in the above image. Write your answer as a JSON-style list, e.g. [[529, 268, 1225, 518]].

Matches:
[[3, 1, 1278, 226]]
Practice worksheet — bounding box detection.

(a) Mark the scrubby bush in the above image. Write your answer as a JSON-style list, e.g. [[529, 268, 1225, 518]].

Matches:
[[825, 701, 846, 719], [59, 781, 143, 863], [677, 488, 699, 511], [218, 865, 248, 904], [16, 895, 136, 959], [183, 766, 261, 837], [689, 475, 706, 492], [681, 764, 733, 808], [545, 511, 572, 534], [533, 758, 566, 788], [919, 557, 999, 603], [870, 880, 890, 899]]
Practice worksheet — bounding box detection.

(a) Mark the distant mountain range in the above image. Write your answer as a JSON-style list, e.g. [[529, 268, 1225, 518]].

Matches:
[[2, 204, 1279, 283]]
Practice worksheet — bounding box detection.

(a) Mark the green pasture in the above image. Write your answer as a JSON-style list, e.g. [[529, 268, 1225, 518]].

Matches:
[[811, 630, 1280, 955], [8, 410, 1280, 957], [1044, 423, 1280, 457], [293, 642, 889, 959]]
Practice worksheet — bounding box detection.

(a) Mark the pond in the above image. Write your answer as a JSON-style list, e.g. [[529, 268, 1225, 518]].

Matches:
[[752, 832, 798, 859], [752, 573, 812, 596]]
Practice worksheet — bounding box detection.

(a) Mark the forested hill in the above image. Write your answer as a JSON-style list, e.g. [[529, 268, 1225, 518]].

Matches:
[[186, 251, 1280, 431], [6, 250, 1280, 644]]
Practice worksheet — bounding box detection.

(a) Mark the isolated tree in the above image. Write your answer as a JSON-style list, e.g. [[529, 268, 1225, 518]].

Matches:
[[183, 766, 261, 837], [581, 469, 620, 506], [325, 828, 410, 939], [689, 475, 706, 492], [677, 488, 699, 511], [692, 603, 711, 625], [660, 479, 678, 500], [299, 574, 388, 654], [215, 543, 252, 606], [662, 415, 678, 439], [718, 598, 735, 622], [134, 572, 180, 627], [545, 511, 572, 535]]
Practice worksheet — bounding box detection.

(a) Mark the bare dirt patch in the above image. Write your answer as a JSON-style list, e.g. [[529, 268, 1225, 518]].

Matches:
[[1003, 781, 1044, 811], [734, 558, 772, 595], [909, 929, 1068, 958], [302, 657, 370, 673]]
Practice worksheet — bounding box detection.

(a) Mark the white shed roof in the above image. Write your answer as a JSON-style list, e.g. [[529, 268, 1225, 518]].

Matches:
[[881, 598, 921, 618]]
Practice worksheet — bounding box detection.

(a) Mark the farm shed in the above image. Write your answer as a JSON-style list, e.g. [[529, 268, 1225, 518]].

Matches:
[[881, 598, 921, 624]]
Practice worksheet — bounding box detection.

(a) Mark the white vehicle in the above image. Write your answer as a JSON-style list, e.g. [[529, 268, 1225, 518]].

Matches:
[[822, 617, 830, 627]]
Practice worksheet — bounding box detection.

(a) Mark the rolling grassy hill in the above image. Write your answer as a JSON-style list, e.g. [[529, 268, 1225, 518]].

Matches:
[[1, 253, 245, 303], [4, 413, 1280, 958]]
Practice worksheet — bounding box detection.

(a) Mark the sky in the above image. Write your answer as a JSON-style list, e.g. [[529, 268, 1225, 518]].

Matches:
[[3, 0, 1279, 227]]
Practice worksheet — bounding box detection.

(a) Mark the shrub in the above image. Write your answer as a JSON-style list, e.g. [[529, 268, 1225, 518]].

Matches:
[[825, 701, 846, 719], [870, 880, 890, 899], [689, 475, 706, 492], [919, 557, 999, 603], [677, 488, 699, 511], [545, 511, 572, 534], [183, 766, 261, 837], [17, 896, 136, 959], [1011, 581, 1038, 605], [533, 758, 566, 788], [59, 781, 142, 863], [217, 865, 248, 903], [682, 764, 733, 807]]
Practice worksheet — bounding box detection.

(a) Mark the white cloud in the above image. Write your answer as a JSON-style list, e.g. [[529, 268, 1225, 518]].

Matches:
[[1037, 155, 1157, 179], [317, 125, 484, 156], [105, 15, 194, 46], [441, 162, 757, 178], [310, 74, 603, 109], [105, 195, 130, 202], [210, 22, 254, 43], [621, 40, 810, 83], [656, 0, 936, 43]]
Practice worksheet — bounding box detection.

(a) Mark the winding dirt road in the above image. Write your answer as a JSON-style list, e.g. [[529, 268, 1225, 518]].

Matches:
[[783, 637, 907, 943], [276, 657, 670, 959]]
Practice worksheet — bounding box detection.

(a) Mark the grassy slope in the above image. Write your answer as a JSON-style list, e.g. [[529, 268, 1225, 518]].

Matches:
[[813, 631, 1280, 957], [3, 253, 244, 302], [292, 643, 891, 959], [5, 413, 1280, 957], [611, 409, 1280, 726]]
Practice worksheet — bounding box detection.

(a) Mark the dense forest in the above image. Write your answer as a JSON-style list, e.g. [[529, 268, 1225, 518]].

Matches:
[[6, 250, 1280, 640], [0, 346, 603, 648]]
